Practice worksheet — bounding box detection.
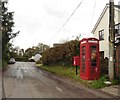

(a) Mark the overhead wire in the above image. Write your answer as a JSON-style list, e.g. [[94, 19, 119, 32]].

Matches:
[[56, 0, 84, 34], [48, 0, 84, 45], [89, 0, 97, 33]]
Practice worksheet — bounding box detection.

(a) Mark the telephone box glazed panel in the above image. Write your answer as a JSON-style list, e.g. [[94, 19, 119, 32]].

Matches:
[[73, 56, 80, 66], [80, 38, 100, 80]]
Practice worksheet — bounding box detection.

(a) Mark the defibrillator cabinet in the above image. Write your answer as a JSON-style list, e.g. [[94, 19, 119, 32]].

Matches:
[[80, 38, 100, 80]]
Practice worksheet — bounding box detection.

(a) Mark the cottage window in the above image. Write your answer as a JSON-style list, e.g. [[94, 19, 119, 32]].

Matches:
[[99, 30, 104, 40], [115, 23, 120, 36]]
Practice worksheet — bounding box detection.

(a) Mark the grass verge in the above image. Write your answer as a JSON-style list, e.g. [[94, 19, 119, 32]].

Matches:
[[36, 64, 119, 89]]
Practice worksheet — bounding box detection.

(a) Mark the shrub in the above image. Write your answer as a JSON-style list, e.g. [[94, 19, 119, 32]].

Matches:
[[42, 40, 79, 66]]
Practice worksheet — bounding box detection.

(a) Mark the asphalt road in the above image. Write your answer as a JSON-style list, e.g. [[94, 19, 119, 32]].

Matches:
[[2, 62, 113, 98]]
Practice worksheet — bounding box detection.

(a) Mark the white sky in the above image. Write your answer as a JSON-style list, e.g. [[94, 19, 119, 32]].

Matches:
[[8, 0, 119, 50]]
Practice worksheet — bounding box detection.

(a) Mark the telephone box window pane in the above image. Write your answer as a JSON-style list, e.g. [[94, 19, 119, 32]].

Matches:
[[82, 56, 85, 62], [82, 46, 85, 53], [91, 46, 96, 52], [91, 60, 97, 66], [91, 46, 97, 67], [82, 46, 85, 72], [82, 63, 85, 73], [82, 46, 85, 62]]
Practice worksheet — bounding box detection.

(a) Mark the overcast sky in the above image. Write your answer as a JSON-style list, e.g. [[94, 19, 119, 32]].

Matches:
[[8, 0, 119, 50]]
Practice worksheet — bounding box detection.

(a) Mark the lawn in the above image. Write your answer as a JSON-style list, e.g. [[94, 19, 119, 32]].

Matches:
[[36, 64, 120, 89]]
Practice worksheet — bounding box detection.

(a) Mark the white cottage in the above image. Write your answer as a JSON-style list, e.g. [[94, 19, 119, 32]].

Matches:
[[92, 4, 120, 58]]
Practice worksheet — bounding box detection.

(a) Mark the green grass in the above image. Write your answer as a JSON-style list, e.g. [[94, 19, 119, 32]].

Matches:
[[111, 79, 120, 85], [89, 75, 108, 88], [36, 64, 77, 77], [36, 64, 119, 89]]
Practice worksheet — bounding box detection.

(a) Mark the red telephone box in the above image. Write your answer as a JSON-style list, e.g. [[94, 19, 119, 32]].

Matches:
[[73, 56, 80, 66], [80, 38, 100, 80]]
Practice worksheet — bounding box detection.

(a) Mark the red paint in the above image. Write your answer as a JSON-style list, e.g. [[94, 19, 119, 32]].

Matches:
[[73, 56, 80, 66], [80, 38, 100, 80]]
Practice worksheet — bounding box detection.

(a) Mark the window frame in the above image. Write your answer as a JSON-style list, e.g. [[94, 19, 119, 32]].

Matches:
[[99, 29, 104, 41], [115, 23, 120, 36]]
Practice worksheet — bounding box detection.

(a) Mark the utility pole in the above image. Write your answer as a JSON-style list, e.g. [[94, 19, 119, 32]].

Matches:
[[109, 0, 115, 81]]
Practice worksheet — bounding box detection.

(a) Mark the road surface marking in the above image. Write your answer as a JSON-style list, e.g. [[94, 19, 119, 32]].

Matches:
[[56, 87, 62, 93], [16, 67, 23, 79]]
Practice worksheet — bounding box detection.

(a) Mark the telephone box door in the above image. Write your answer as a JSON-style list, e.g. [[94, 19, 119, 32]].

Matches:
[[89, 44, 100, 79]]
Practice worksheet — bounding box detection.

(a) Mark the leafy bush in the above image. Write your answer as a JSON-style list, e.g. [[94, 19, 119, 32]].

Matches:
[[111, 79, 120, 85], [2, 60, 8, 72], [42, 40, 79, 66], [90, 76, 108, 89]]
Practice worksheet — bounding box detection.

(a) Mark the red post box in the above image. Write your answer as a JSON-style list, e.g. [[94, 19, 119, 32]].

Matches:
[[73, 56, 80, 75], [80, 38, 100, 80], [73, 56, 80, 66]]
